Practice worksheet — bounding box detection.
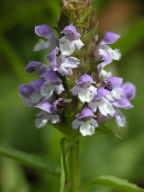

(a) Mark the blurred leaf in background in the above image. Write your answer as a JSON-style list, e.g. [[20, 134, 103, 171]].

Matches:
[[0, 0, 144, 191]]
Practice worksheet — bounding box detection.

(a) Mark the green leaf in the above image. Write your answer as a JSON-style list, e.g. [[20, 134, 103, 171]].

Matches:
[[97, 124, 122, 139], [0, 35, 30, 82], [0, 146, 60, 177], [81, 175, 144, 192]]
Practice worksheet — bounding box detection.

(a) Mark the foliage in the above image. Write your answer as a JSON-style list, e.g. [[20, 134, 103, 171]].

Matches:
[[0, 0, 144, 191]]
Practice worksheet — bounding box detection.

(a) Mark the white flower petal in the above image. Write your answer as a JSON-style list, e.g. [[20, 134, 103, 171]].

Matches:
[[62, 57, 80, 68], [99, 69, 112, 80], [74, 39, 84, 50], [34, 39, 50, 51], [111, 88, 121, 100], [55, 84, 65, 95], [59, 37, 75, 56], [78, 86, 97, 103], [115, 110, 126, 127], [98, 98, 115, 117], [108, 48, 121, 60], [80, 121, 95, 136], [41, 82, 55, 99]]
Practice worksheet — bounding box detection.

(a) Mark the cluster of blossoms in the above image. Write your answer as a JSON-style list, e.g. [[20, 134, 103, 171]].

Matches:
[[19, 24, 136, 136]]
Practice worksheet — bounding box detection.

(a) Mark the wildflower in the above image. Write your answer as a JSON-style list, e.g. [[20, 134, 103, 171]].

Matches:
[[94, 32, 121, 70], [40, 70, 64, 99], [88, 87, 115, 117], [47, 47, 80, 76], [34, 24, 57, 51], [19, 79, 45, 106], [59, 24, 84, 56], [25, 61, 42, 73], [71, 74, 97, 103], [19, 23, 136, 135], [72, 107, 98, 136]]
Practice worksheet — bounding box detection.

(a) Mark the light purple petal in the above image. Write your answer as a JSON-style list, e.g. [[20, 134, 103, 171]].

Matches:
[[113, 98, 133, 109], [97, 53, 112, 69], [71, 86, 79, 96], [47, 47, 59, 68], [97, 87, 110, 99], [25, 61, 42, 73], [76, 107, 95, 119], [107, 77, 123, 88], [41, 70, 61, 83], [72, 119, 81, 130], [39, 65, 51, 74], [31, 79, 45, 91], [61, 24, 81, 40], [76, 74, 96, 85], [100, 32, 120, 45], [35, 101, 53, 113], [35, 24, 54, 39], [19, 84, 35, 98], [122, 82, 136, 100]]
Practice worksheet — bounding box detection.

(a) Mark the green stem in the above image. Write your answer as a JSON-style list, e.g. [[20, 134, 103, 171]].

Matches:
[[69, 139, 80, 192]]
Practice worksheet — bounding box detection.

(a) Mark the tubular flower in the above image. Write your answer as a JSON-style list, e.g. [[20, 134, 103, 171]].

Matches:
[[19, 24, 136, 136]]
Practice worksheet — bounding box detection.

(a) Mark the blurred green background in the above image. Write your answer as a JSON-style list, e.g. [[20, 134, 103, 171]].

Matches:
[[0, 0, 144, 191]]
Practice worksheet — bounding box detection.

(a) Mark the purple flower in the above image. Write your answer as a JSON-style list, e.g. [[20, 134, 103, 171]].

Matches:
[[34, 24, 57, 51], [72, 107, 98, 136], [89, 97, 115, 117], [40, 71, 64, 99], [59, 25, 84, 56], [31, 79, 45, 91], [19, 84, 35, 98], [47, 47, 59, 70], [19, 82, 43, 107], [113, 98, 133, 109], [76, 107, 96, 119], [35, 24, 53, 39], [100, 32, 120, 45], [35, 101, 54, 113], [35, 99, 67, 128], [59, 36, 84, 56], [121, 82, 136, 100], [61, 24, 81, 40], [25, 61, 42, 73], [41, 70, 62, 83], [47, 48, 80, 76], [94, 32, 121, 69], [76, 74, 96, 87], [71, 74, 97, 103], [35, 110, 60, 128], [101, 77, 123, 91], [109, 81, 136, 109]]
